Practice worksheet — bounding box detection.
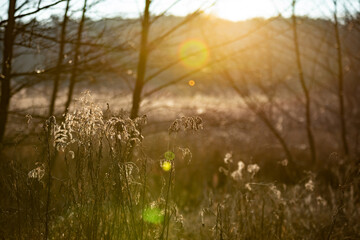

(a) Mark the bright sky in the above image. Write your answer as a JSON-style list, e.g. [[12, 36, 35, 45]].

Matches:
[[0, 0, 359, 22], [89, 0, 359, 21]]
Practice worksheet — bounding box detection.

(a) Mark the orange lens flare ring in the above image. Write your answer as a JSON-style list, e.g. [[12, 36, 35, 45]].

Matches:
[[179, 39, 209, 68], [188, 80, 195, 86]]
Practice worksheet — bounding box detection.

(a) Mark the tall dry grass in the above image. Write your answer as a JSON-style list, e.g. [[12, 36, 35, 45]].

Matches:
[[0, 91, 359, 240]]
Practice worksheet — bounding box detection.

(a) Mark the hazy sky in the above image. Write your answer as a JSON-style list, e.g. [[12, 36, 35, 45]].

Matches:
[[0, 0, 359, 22], [86, 0, 359, 20]]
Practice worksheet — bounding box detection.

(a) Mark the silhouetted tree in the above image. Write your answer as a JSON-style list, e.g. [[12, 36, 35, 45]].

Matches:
[[333, 0, 349, 155], [0, 0, 16, 144], [292, 0, 317, 164], [64, 0, 88, 113], [49, 0, 71, 116], [0, 0, 63, 144], [130, 0, 209, 118]]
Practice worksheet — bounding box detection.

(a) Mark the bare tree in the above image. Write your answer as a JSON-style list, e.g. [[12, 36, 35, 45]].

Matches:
[[0, 0, 64, 144], [0, 0, 16, 144], [129, 0, 211, 118], [292, 0, 317, 164], [64, 0, 88, 113], [49, 0, 71, 116], [224, 70, 295, 166], [333, 0, 349, 155], [130, 0, 151, 119]]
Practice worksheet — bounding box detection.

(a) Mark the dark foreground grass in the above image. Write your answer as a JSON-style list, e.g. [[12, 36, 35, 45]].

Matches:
[[0, 92, 359, 240]]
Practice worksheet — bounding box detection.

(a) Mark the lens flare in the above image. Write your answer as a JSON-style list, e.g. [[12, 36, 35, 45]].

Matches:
[[143, 208, 163, 224], [179, 39, 209, 68], [188, 80, 195, 86], [164, 151, 175, 160], [162, 161, 172, 172]]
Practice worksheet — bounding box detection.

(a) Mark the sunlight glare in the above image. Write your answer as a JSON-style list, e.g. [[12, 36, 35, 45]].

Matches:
[[213, 0, 278, 21]]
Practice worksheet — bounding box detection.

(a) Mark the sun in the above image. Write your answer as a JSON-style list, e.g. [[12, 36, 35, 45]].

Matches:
[[213, 0, 278, 22]]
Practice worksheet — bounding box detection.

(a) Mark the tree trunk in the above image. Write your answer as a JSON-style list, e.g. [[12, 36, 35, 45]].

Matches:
[[0, 0, 16, 144], [130, 0, 151, 119], [49, 0, 70, 116], [64, 0, 87, 114], [292, 0, 317, 164], [333, 0, 349, 155]]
